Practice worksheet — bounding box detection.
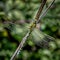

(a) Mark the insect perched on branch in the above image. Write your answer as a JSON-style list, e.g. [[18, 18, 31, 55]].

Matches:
[[0, 0, 55, 60]]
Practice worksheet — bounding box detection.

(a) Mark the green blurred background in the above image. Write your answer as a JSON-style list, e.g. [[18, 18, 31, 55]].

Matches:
[[0, 0, 60, 60]]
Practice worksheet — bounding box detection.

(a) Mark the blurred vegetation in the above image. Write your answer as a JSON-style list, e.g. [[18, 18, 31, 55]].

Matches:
[[0, 0, 60, 60]]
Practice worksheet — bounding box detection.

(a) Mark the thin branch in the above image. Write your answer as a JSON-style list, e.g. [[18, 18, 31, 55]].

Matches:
[[10, 0, 55, 60]]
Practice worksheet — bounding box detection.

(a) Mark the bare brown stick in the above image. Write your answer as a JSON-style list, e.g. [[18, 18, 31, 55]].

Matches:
[[10, 0, 55, 60]]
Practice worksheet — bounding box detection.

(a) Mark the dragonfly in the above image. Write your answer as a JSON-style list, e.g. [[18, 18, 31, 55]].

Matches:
[[2, 0, 55, 48], [0, 0, 56, 60], [3, 21, 55, 48]]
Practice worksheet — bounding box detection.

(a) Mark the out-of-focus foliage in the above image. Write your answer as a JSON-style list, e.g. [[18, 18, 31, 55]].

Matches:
[[0, 0, 60, 60]]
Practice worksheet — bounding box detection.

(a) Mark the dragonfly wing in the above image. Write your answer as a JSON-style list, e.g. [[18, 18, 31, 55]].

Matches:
[[31, 28, 55, 48]]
